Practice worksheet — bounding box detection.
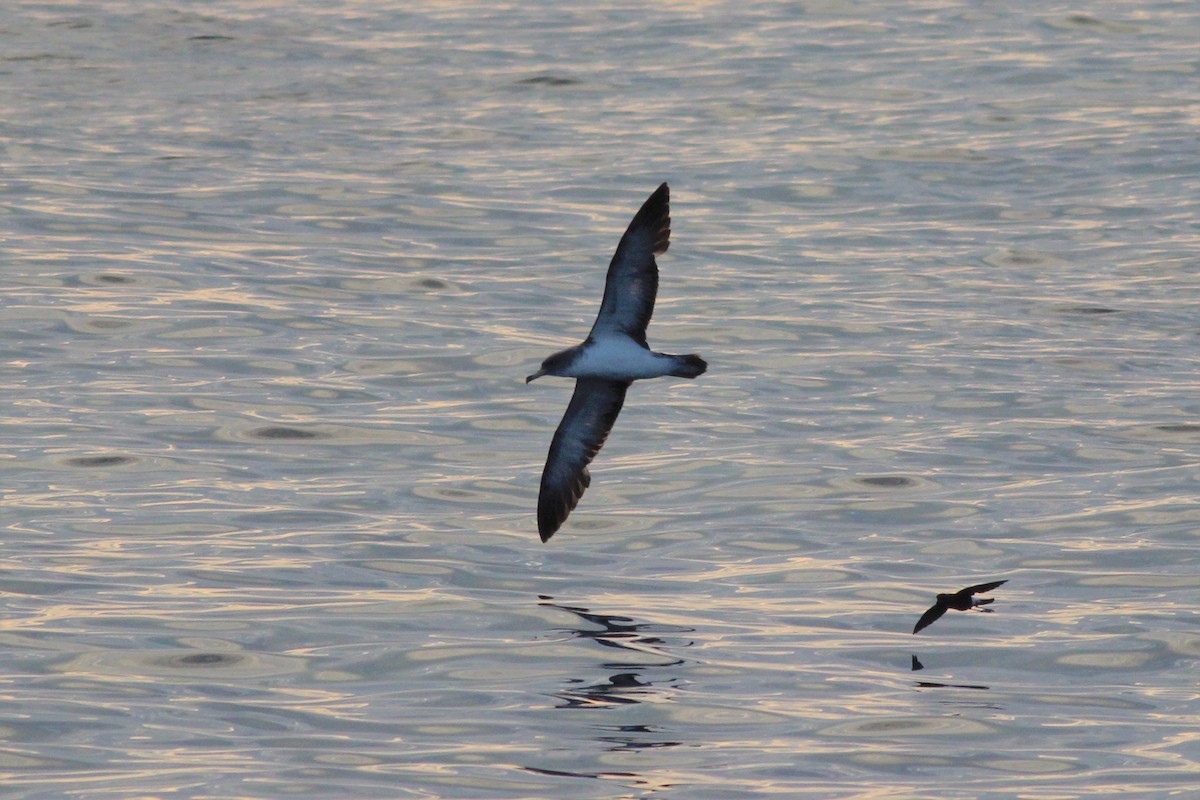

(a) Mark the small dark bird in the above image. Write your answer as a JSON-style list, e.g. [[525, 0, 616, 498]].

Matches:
[[912, 580, 1007, 634], [526, 183, 706, 542]]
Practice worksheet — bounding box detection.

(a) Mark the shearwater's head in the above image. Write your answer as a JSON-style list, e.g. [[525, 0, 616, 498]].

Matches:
[[526, 347, 579, 383]]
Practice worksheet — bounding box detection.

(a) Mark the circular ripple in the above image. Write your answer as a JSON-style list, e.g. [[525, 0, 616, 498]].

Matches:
[[248, 426, 325, 440], [518, 75, 580, 86], [157, 652, 244, 668], [1058, 306, 1119, 315], [828, 475, 936, 493], [64, 455, 137, 468], [217, 423, 458, 447], [1122, 425, 1200, 442], [58, 648, 307, 680], [856, 475, 918, 489], [822, 716, 995, 738]]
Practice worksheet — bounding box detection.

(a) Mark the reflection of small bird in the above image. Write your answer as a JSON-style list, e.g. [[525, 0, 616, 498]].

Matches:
[[912, 580, 1007, 634]]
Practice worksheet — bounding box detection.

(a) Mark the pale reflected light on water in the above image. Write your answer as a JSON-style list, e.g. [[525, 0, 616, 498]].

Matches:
[[3, 0, 1200, 797]]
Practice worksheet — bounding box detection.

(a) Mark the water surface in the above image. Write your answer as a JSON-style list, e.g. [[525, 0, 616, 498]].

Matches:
[[3, 1, 1200, 797]]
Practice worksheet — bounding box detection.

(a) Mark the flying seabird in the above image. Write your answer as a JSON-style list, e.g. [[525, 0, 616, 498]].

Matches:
[[526, 183, 706, 542], [912, 580, 1007, 634]]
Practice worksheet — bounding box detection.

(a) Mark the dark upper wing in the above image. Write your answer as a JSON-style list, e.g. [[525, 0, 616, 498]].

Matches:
[[912, 603, 946, 634], [588, 183, 670, 346], [965, 580, 1007, 595], [537, 378, 630, 542]]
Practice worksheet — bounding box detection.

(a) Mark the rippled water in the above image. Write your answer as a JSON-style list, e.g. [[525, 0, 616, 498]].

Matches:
[[4, 1, 1200, 797]]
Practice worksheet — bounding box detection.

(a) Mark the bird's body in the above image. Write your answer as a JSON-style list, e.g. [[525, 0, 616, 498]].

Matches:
[[527, 183, 706, 542], [540, 338, 700, 382], [912, 580, 1007, 634]]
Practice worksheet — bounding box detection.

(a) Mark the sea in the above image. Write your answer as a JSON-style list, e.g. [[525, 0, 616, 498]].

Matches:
[[3, 1, 1200, 797]]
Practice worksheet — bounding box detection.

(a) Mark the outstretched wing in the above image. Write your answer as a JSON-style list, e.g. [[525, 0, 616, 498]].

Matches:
[[588, 183, 670, 346], [537, 379, 630, 541], [965, 580, 1007, 596], [912, 603, 946, 634]]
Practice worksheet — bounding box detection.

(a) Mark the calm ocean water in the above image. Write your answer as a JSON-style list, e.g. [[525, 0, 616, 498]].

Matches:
[[3, 1, 1199, 797]]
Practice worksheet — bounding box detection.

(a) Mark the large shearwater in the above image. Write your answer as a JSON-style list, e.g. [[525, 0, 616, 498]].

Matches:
[[912, 580, 1007, 634], [526, 183, 707, 542]]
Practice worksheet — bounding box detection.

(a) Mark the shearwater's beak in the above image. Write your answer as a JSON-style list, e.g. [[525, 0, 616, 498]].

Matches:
[[526, 369, 546, 383]]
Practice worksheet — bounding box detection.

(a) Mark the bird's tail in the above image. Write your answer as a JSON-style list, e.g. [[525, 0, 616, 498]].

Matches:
[[668, 354, 707, 379], [973, 598, 996, 608]]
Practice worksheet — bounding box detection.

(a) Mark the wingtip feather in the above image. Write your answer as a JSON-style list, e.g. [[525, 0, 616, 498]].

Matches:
[[630, 182, 670, 255]]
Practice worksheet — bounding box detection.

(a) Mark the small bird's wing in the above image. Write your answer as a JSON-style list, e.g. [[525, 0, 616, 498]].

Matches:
[[537, 379, 630, 542], [588, 183, 670, 346], [965, 580, 1007, 596], [912, 603, 946, 634]]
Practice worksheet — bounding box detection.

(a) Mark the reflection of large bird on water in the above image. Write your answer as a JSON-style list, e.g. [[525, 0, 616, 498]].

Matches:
[[539, 596, 691, 667], [527, 183, 707, 541], [538, 597, 693, 715]]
